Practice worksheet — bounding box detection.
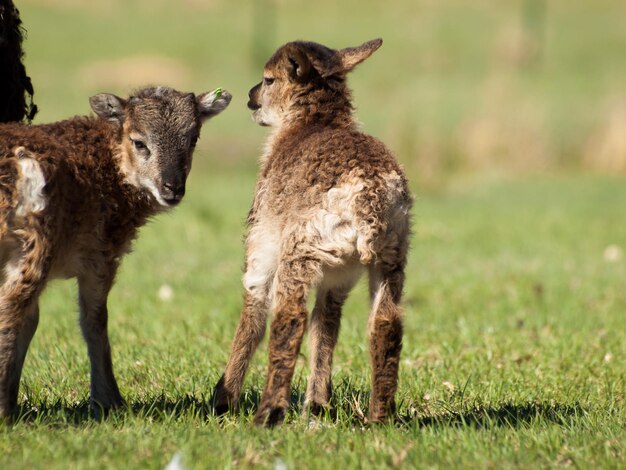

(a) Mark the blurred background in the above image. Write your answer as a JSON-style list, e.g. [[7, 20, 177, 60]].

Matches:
[[16, 0, 626, 191], [3, 5, 625, 462]]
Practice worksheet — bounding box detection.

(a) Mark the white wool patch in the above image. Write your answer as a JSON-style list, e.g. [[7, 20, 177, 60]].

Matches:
[[368, 281, 388, 336], [243, 223, 280, 301], [15, 157, 46, 217], [242, 174, 405, 306], [325, 181, 364, 217], [253, 105, 282, 128], [319, 181, 370, 263], [275, 181, 365, 294], [0, 238, 25, 291], [114, 148, 168, 207], [319, 259, 363, 293], [260, 127, 282, 165], [139, 176, 169, 207], [2, 255, 23, 287]]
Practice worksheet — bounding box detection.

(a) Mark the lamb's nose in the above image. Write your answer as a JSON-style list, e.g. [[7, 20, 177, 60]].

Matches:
[[162, 182, 185, 203], [247, 100, 261, 111]]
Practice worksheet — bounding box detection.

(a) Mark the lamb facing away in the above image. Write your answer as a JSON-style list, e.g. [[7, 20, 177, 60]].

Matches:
[[0, 86, 231, 419], [212, 38, 411, 426]]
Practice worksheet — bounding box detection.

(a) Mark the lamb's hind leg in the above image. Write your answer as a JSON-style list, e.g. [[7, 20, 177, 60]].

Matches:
[[0, 235, 48, 419], [254, 257, 322, 427], [212, 292, 268, 415], [304, 286, 352, 417], [78, 267, 124, 416], [367, 259, 406, 423], [8, 302, 39, 409]]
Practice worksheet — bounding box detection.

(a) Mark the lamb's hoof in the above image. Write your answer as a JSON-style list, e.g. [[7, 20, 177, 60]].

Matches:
[[213, 402, 230, 416], [211, 376, 235, 416], [303, 401, 335, 419], [254, 405, 285, 428], [368, 400, 397, 425], [367, 410, 397, 425], [90, 396, 125, 421]]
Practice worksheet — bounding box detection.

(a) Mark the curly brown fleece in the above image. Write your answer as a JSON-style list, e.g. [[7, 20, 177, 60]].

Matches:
[[0, 86, 231, 419], [213, 38, 412, 427]]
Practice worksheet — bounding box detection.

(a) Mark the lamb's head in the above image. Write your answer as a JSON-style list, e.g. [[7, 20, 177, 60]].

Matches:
[[90, 86, 231, 207], [247, 38, 382, 127]]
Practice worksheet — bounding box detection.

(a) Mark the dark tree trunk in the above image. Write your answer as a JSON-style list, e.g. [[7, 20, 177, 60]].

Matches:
[[0, 0, 37, 123]]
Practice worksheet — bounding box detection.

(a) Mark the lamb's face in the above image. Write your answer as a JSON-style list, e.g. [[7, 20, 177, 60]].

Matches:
[[90, 87, 231, 208], [247, 60, 296, 127], [123, 92, 199, 207], [247, 43, 328, 127], [248, 39, 383, 129]]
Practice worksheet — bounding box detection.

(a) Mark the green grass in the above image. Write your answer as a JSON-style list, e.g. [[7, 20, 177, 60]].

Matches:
[[2, 0, 626, 468], [1, 174, 625, 468], [18, 0, 626, 176]]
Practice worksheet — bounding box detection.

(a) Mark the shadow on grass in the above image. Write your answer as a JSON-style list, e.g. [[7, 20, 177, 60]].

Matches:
[[12, 394, 215, 426], [400, 401, 587, 430], [10, 386, 588, 430]]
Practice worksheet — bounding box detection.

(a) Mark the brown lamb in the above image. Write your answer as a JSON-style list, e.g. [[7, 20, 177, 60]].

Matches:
[[212, 38, 412, 426], [0, 86, 231, 419]]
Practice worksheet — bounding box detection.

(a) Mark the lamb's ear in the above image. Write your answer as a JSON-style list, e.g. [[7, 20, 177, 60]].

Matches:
[[338, 38, 383, 73], [197, 88, 232, 122], [89, 93, 126, 123], [286, 45, 312, 82]]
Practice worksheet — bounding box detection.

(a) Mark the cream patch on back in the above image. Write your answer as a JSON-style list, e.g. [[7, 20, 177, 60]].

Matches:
[[312, 172, 409, 266], [281, 181, 367, 293], [243, 222, 281, 301], [313, 181, 364, 260], [244, 174, 407, 302], [15, 152, 47, 217]]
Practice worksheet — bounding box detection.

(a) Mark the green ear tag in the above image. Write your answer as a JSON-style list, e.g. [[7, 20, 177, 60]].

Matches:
[[214, 87, 222, 99]]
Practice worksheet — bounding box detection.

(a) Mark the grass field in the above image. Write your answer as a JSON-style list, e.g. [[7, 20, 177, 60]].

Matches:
[[2, 0, 626, 468], [1, 174, 624, 468]]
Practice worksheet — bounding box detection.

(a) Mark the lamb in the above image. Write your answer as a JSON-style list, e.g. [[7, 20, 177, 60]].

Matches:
[[212, 38, 411, 426], [0, 85, 231, 419]]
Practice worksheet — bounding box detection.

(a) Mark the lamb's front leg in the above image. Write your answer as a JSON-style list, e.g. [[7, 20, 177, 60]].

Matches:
[[77, 267, 124, 416]]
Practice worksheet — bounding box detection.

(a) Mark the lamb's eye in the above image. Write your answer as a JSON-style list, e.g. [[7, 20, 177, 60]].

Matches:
[[263, 77, 275, 86], [131, 139, 147, 151]]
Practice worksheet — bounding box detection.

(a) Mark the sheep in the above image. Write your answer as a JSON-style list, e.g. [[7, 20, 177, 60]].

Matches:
[[0, 0, 38, 123], [0, 85, 231, 419], [212, 38, 412, 427]]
